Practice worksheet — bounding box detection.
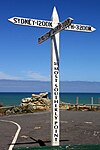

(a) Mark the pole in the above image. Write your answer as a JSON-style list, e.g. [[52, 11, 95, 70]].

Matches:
[[91, 97, 93, 110], [51, 6, 60, 146]]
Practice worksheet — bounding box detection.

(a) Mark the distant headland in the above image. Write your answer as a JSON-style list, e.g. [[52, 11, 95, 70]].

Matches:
[[0, 79, 100, 92]]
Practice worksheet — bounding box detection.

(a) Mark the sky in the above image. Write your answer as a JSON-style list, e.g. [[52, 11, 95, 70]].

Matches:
[[0, 0, 100, 82]]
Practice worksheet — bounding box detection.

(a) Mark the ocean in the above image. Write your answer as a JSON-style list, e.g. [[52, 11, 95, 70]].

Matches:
[[0, 92, 100, 106]]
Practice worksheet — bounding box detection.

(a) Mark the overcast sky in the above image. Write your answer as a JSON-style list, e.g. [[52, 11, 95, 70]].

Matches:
[[0, 0, 100, 81]]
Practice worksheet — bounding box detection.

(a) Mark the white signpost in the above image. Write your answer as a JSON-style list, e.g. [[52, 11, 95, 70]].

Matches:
[[8, 6, 96, 147], [37, 14, 73, 146], [8, 17, 96, 32]]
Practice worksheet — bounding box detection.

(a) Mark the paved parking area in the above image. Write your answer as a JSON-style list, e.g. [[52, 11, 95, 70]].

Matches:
[[0, 110, 100, 149]]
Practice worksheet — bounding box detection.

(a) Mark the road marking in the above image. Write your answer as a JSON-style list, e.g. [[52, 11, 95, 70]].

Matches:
[[84, 121, 93, 124], [0, 120, 21, 150]]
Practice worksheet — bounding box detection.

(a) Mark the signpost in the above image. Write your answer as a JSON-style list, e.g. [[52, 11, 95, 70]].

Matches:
[[8, 6, 96, 147], [38, 17, 73, 44], [8, 17, 96, 32], [37, 13, 73, 146]]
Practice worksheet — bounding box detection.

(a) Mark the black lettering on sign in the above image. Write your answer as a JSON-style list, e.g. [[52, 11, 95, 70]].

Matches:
[[71, 24, 75, 29], [54, 87, 58, 92], [38, 21, 41, 26], [54, 125, 58, 129], [54, 73, 58, 79], [54, 133, 58, 137], [28, 19, 31, 25], [55, 115, 58, 120], [18, 18, 20, 23], [32, 20, 35, 25], [55, 108, 57, 111], [55, 112, 58, 117], [42, 21, 45, 26], [88, 26, 91, 31], [54, 71, 58, 75], [25, 19, 31, 25], [62, 20, 69, 28], [54, 95, 58, 99], [49, 22, 53, 27], [82, 26, 86, 30], [54, 62, 58, 65], [55, 138, 58, 141], [37, 20, 40, 26], [57, 23, 62, 30], [55, 111, 58, 116], [54, 121, 58, 129], [54, 99, 58, 103], [80, 26, 83, 30], [46, 22, 48, 26], [54, 92, 58, 96], [45, 32, 50, 38], [54, 67, 59, 70], [14, 18, 18, 23], [55, 114, 58, 120], [21, 19, 25, 24], [55, 78, 58, 82], [41, 36, 45, 40], [76, 25, 79, 30], [55, 103, 57, 107], [55, 84, 58, 88], [55, 129, 57, 133]]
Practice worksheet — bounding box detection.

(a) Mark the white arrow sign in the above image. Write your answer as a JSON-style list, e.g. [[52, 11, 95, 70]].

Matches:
[[65, 23, 96, 32], [8, 17, 53, 28], [8, 17, 96, 32], [38, 17, 73, 44]]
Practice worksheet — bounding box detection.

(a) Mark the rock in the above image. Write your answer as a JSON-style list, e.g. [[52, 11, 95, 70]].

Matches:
[[22, 97, 33, 103], [32, 94, 40, 100], [27, 104, 34, 113], [20, 92, 51, 112], [6, 109, 12, 115], [39, 92, 48, 98], [32, 92, 48, 100]]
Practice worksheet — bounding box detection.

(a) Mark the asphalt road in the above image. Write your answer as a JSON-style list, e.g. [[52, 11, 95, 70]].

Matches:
[[0, 110, 100, 149]]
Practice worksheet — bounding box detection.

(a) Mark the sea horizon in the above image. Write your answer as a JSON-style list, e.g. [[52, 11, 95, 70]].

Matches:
[[0, 92, 100, 106]]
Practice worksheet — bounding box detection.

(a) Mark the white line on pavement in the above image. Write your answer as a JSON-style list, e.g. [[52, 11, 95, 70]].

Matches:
[[0, 120, 21, 150]]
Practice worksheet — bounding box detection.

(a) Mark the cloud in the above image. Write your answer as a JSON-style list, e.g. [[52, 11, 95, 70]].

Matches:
[[0, 71, 20, 80], [24, 71, 50, 81], [0, 71, 50, 81]]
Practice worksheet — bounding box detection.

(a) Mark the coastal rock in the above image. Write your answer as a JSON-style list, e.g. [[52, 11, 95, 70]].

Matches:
[[1, 92, 100, 116], [22, 97, 33, 103], [21, 92, 51, 111], [32, 92, 48, 100]]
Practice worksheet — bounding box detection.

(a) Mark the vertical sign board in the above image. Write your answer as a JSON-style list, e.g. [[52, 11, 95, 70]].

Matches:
[[51, 7, 60, 146], [38, 15, 73, 146]]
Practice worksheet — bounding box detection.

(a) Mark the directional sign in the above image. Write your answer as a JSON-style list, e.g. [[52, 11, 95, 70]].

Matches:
[[8, 17, 96, 32], [65, 23, 96, 32], [38, 17, 73, 44], [8, 17, 53, 28]]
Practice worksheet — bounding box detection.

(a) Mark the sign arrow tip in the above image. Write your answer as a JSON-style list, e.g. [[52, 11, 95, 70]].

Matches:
[[91, 27, 96, 32], [8, 17, 14, 23]]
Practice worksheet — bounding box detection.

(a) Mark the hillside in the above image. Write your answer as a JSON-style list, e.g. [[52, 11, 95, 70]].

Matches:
[[0, 80, 100, 92]]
